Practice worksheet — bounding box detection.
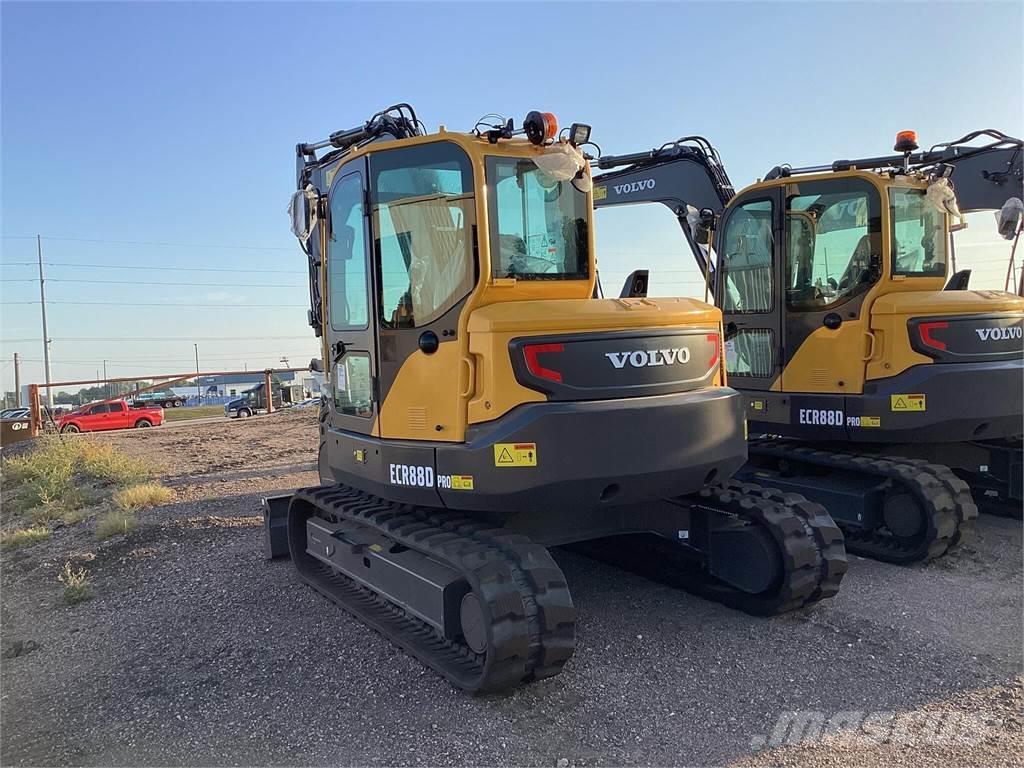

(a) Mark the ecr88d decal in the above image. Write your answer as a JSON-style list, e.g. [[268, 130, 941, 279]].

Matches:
[[798, 409, 844, 426], [388, 464, 474, 490], [797, 409, 882, 429]]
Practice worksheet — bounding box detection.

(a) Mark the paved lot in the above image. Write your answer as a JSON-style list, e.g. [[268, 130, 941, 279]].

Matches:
[[1, 410, 1021, 766]]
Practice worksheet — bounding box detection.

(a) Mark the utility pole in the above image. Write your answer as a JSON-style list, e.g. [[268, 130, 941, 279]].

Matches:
[[103, 360, 108, 399], [194, 343, 201, 404], [37, 235, 53, 407], [13, 353, 21, 407]]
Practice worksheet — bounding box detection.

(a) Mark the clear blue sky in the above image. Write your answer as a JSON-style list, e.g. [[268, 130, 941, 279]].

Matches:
[[2, 1, 1021, 394]]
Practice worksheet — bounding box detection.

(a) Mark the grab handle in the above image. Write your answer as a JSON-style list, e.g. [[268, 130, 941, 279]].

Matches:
[[459, 357, 474, 398], [862, 331, 876, 361]]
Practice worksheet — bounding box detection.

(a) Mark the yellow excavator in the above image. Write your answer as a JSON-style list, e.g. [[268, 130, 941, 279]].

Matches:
[[593, 129, 1023, 564], [265, 104, 846, 693]]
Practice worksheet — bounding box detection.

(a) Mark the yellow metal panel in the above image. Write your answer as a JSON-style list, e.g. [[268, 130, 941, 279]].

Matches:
[[867, 290, 1024, 381], [467, 296, 721, 334], [467, 297, 724, 423], [781, 320, 870, 394], [378, 341, 464, 441]]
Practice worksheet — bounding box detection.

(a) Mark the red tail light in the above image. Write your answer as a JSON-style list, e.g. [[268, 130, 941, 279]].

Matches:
[[707, 333, 720, 371], [918, 321, 949, 351], [523, 342, 564, 383]]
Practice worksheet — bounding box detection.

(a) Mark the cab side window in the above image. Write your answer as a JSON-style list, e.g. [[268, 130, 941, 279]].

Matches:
[[721, 200, 773, 313], [371, 142, 475, 329], [785, 179, 881, 311], [328, 172, 369, 330]]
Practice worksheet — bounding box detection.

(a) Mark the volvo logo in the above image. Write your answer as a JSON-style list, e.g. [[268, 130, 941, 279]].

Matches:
[[605, 348, 690, 369], [975, 326, 1023, 341], [613, 179, 656, 195]]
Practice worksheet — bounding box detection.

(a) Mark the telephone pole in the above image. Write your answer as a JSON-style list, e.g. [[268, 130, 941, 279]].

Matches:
[[37, 235, 53, 406], [13, 353, 21, 407], [194, 343, 201, 404], [103, 360, 108, 399]]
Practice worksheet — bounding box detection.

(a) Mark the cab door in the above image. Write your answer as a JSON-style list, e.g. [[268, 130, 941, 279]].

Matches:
[[324, 157, 379, 437], [778, 176, 881, 396], [716, 189, 783, 392]]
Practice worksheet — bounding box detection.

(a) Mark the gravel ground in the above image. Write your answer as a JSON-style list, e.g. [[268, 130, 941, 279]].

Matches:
[[1, 410, 1021, 767]]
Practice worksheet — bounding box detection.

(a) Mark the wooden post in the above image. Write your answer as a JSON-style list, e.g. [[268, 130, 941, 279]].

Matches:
[[28, 384, 41, 437], [264, 369, 274, 414]]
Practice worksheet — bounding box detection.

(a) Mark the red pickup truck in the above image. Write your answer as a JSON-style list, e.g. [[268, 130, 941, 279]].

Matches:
[[58, 400, 164, 433]]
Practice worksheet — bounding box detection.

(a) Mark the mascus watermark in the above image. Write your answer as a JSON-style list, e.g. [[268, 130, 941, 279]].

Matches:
[[750, 709, 998, 751]]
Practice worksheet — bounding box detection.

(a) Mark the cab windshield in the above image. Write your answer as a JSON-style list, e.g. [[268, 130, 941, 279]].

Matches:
[[890, 187, 947, 276], [485, 156, 589, 280]]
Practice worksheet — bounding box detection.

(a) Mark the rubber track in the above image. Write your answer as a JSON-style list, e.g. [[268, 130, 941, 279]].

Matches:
[[575, 480, 847, 616], [747, 438, 978, 564], [287, 485, 575, 694], [729, 481, 848, 603]]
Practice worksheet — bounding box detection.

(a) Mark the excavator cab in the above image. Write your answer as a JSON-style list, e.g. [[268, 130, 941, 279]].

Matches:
[[267, 105, 845, 694], [593, 128, 1023, 563]]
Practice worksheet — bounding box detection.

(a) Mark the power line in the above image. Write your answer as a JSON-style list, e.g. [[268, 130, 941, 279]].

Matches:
[[1, 261, 298, 274], [0, 277, 307, 288], [7, 301, 306, 308], [15, 349, 317, 363], [2, 235, 294, 252], [1, 334, 313, 342]]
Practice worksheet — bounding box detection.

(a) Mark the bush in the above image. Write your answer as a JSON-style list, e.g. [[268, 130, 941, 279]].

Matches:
[[57, 561, 91, 605], [0, 526, 51, 551], [79, 442, 151, 486], [95, 509, 138, 540], [1, 436, 155, 520], [112, 483, 174, 511]]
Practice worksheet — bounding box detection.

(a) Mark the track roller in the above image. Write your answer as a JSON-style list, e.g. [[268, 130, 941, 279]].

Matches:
[[285, 486, 575, 694], [743, 439, 978, 564], [571, 481, 847, 616]]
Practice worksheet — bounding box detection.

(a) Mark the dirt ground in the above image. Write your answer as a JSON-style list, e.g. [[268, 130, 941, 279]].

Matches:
[[1, 410, 1021, 767]]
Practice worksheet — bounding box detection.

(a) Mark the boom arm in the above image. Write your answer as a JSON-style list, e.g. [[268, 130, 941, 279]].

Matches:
[[592, 137, 735, 279]]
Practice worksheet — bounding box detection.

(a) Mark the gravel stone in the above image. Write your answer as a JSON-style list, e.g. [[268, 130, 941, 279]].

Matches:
[[1, 409, 1020, 766]]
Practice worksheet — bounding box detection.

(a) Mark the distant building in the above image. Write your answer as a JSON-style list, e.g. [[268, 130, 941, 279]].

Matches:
[[187, 371, 323, 398], [193, 373, 268, 397]]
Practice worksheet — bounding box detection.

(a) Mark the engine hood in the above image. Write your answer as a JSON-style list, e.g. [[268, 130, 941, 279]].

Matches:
[[467, 297, 721, 334], [871, 289, 1024, 317]]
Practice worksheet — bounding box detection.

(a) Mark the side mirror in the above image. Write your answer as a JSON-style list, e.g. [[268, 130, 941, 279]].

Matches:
[[288, 186, 318, 241], [309, 358, 324, 373], [619, 269, 649, 298]]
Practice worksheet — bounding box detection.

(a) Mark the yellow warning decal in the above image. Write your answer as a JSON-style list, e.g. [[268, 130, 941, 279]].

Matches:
[[592, 186, 607, 201], [494, 442, 537, 467], [751, 399, 765, 411], [860, 416, 881, 427], [891, 394, 926, 412], [451, 475, 474, 490]]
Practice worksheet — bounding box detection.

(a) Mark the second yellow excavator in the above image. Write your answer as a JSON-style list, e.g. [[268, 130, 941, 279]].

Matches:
[[593, 128, 1023, 563]]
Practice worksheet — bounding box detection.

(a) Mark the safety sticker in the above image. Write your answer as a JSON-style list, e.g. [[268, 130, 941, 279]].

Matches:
[[438, 474, 474, 491], [848, 415, 881, 428], [750, 399, 765, 412], [891, 394, 926, 412], [592, 186, 607, 201], [494, 442, 537, 467]]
